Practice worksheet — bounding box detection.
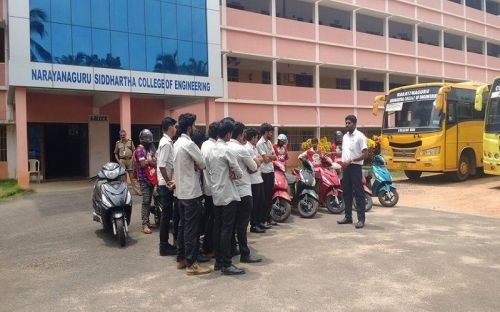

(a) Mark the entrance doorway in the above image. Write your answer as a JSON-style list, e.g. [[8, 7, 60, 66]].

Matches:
[[28, 123, 89, 180]]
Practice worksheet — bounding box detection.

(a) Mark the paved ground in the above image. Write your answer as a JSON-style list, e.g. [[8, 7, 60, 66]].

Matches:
[[1, 175, 500, 311]]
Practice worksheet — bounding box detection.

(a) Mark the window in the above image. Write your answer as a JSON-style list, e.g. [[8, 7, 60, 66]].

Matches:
[[276, 0, 314, 23], [336, 79, 351, 90], [320, 67, 351, 90], [389, 21, 413, 41], [0, 125, 6, 161], [444, 33, 463, 50], [262, 71, 271, 84], [357, 14, 384, 36], [0, 29, 5, 63], [448, 88, 475, 121], [358, 72, 385, 92], [279, 127, 315, 151], [466, 0, 482, 10], [467, 38, 484, 54], [418, 27, 440, 46], [486, 0, 500, 15], [449, 0, 462, 4], [318, 6, 351, 30], [227, 0, 271, 15], [277, 63, 314, 87], [487, 42, 500, 57], [227, 68, 239, 82], [29, 0, 209, 76]]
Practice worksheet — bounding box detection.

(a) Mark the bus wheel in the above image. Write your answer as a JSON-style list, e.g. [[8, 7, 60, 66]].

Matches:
[[451, 154, 471, 182], [404, 170, 422, 180]]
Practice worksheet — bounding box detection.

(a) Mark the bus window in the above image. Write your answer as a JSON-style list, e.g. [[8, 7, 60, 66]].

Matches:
[[448, 88, 475, 122], [447, 102, 457, 124]]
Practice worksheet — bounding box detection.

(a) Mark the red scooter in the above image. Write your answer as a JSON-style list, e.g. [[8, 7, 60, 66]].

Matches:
[[313, 158, 345, 214], [270, 161, 292, 222]]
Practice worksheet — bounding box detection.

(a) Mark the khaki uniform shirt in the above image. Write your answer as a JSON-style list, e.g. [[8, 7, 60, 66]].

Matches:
[[115, 139, 134, 159]]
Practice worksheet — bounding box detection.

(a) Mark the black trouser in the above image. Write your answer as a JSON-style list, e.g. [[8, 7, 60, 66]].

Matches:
[[173, 197, 179, 242], [176, 198, 202, 266], [202, 195, 215, 254], [251, 183, 264, 227], [158, 185, 174, 249], [261, 172, 275, 223], [235, 196, 252, 257], [341, 164, 365, 222], [214, 201, 238, 268]]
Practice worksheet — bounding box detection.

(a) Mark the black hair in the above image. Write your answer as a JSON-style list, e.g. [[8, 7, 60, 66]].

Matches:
[[178, 113, 196, 134], [191, 129, 207, 148], [232, 122, 246, 140], [245, 127, 259, 142], [260, 122, 273, 135], [208, 121, 220, 140], [311, 138, 319, 144], [345, 114, 357, 124], [218, 120, 235, 139], [221, 117, 236, 124], [161, 117, 176, 132]]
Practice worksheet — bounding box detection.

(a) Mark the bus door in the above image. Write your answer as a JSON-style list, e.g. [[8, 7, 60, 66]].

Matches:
[[444, 99, 458, 170]]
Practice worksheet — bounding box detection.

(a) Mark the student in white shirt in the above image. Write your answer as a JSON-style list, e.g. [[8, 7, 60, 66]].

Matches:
[[200, 122, 219, 257], [206, 120, 245, 275], [256, 123, 278, 228], [337, 115, 369, 229], [173, 113, 211, 275], [157, 117, 177, 256], [227, 122, 263, 264], [245, 128, 267, 233]]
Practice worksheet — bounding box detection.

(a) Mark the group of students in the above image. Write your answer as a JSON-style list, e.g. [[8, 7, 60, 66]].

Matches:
[[131, 114, 282, 276]]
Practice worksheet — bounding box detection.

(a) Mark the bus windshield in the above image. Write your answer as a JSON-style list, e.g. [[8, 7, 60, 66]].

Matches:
[[383, 86, 442, 133], [486, 87, 500, 133]]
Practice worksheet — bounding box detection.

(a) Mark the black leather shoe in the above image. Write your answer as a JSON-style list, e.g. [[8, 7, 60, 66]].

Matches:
[[221, 264, 245, 275], [250, 226, 266, 233], [214, 262, 222, 271], [240, 254, 262, 263], [159, 244, 177, 256], [197, 254, 210, 263], [355, 221, 365, 229], [337, 218, 353, 225]]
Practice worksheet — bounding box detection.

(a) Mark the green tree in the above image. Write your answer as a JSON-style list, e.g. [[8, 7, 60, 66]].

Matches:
[[154, 52, 178, 73]]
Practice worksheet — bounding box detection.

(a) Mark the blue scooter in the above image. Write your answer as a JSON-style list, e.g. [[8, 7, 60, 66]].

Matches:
[[365, 155, 399, 207]]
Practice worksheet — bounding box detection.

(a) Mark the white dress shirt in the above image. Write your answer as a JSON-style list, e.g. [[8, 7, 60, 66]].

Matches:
[[245, 141, 264, 184], [156, 133, 174, 186], [173, 133, 206, 200], [201, 138, 217, 196], [227, 139, 258, 198], [256, 136, 275, 173], [206, 139, 243, 206], [342, 129, 368, 166]]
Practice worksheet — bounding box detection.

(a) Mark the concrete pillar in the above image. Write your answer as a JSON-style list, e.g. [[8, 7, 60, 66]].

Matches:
[[120, 93, 131, 137], [204, 97, 216, 135], [15, 87, 29, 188]]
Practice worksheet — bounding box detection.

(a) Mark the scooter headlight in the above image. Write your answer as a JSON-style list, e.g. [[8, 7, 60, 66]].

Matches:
[[420, 147, 440, 156], [101, 194, 113, 207]]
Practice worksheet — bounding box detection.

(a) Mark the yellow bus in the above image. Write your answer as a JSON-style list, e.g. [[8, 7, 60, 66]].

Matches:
[[372, 81, 488, 181], [474, 78, 500, 175]]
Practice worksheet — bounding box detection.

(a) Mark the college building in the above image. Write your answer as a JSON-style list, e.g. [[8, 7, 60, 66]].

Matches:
[[0, 0, 499, 186]]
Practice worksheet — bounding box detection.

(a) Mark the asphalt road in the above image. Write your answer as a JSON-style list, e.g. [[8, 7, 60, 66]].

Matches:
[[1, 184, 500, 312]]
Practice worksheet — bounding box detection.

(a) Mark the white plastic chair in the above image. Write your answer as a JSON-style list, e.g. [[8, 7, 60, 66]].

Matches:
[[28, 159, 41, 183]]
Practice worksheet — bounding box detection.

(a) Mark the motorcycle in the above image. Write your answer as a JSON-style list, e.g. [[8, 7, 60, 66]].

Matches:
[[313, 163, 345, 214], [91, 162, 132, 247], [365, 154, 399, 207], [290, 160, 319, 218], [271, 161, 292, 223]]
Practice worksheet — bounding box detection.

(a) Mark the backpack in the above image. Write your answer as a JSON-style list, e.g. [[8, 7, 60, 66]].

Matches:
[[132, 144, 158, 186]]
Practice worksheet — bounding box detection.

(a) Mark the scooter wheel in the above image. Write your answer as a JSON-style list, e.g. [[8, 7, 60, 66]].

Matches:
[[325, 195, 345, 214], [116, 218, 127, 247], [271, 199, 292, 223], [378, 189, 399, 207], [298, 196, 318, 218]]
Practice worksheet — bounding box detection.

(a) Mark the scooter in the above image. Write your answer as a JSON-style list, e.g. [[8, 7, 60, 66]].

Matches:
[[271, 161, 292, 223], [150, 187, 162, 226], [91, 162, 132, 247], [366, 154, 399, 207], [313, 162, 345, 214], [290, 160, 319, 218]]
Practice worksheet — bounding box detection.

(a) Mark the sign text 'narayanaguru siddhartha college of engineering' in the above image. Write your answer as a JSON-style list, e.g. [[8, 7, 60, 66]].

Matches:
[[31, 68, 212, 92]]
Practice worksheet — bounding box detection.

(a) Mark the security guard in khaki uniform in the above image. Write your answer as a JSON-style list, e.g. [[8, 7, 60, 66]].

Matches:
[[114, 129, 140, 195]]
